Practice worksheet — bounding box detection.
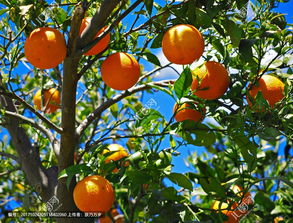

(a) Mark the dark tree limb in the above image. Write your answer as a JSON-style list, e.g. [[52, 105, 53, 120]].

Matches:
[[77, 0, 120, 53], [0, 151, 19, 162], [55, 5, 85, 220], [0, 95, 58, 202], [0, 90, 63, 134]]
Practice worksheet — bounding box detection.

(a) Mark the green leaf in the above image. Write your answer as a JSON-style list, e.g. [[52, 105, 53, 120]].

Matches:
[[161, 187, 186, 202], [169, 135, 176, 148], [212, 39, 226, 58], [138, 52, 161, 66], [110, 103, 118, 118], [0, 8, 9, 16], [174, 67, 193, 99], [239, 39, 255, 63], [236, 0, 248, 10], [223, 20, 243, 47], [254, 191, 275, 212], [150, 32, 163, 49], [195, 8, 212, 28], [148, 83, 173, 97], [213, 22, 226, 37], [233, 135, 257, 171], [58, 164, 92, 190], [52, 7, 68, 25], [196, 158, 215, 177], [126, 169, 152, 184], [187, 1, 196, 25], [180, 123, 216, 147], [198, 177, 226, 198], [135, 108, 163, 128], [168, 173, 193, 191], [259, 127, 281, 141], [144, 0, 154, 16]]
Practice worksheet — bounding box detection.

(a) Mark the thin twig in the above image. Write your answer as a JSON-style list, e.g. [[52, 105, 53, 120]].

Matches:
[[76, 80, 174, 136], [0, 91, 63, 133], [4, 111, 58, 150], [0, 151, 19, 162], [0, 167, 21, 177]]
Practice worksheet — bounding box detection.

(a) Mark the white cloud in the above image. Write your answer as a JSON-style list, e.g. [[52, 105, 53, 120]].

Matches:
[[155, 49, 208, 80], [155, 49, 182, 80]]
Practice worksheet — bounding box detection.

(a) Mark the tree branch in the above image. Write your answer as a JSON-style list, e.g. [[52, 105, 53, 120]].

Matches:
[[0, 167, 21, 177], [77, 0, 120, 54], [0, 90, 63, 134], [0, 95, 58, 202], [76, 80, 174, 136], [56, 5, 87, 217], [77, 0, 143, 56], [0, 151, 19, 162], [253, 176, 293, 188], [4, 111, 52, 139]]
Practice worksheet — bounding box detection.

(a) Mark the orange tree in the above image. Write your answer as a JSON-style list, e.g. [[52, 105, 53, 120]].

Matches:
[[0, 0, 292, 223]]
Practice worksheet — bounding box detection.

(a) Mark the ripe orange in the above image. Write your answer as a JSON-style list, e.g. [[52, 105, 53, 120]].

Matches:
[[191, 61, 230, 100], [101, 52, 140, 90], [173, 102, 205, 122], [211, 185, 253, 223], [247, 75, 285, 109], [102, 144, 129, 173], [79, 17, 110, 56], [99, 209, 124, 223], [73, 175, 115, 213], [33, 88, 61, 114], [162, 24, 204, 65], [24, 27, 66, 69]]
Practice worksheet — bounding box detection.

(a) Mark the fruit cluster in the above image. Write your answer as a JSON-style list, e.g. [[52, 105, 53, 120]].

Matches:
[[24, 17, 285, 222], [25, 20, 284, 116], [166, 25, 285, 123]]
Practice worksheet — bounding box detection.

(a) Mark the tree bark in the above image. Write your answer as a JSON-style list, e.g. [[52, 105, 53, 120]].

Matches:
[[54, 2, 121, 222], [0, 95, 58, 202]]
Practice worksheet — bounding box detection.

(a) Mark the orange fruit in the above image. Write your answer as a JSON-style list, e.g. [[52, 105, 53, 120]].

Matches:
[[173, 102, 205, 122], [274, 217, 284, 223], [99, 209, 124, 223], [162, 24, 204, 65], [73, 175, 115, 213], [24, 27, 66, 69], [33, 88, 61, 114], [247, 75, 285, 109], [79, 17, 110, 56], [211, 185, 253, 223], [102, 144, 129, 173], [101, 52, 140, 90], [191, 61, 230, 100]]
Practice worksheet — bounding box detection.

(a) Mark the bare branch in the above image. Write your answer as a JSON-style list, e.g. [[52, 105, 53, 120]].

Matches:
[[0, 167, 21, 177], [0, 95, 57, 202], [67, 4, 85, 56], [77, 0, 120, 53], [78, 0, 143, 55], [0, 91, 63, 134], [4, 111, 52, 139], [0, 151, 19, 162], [76, 80, 174, 136]]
